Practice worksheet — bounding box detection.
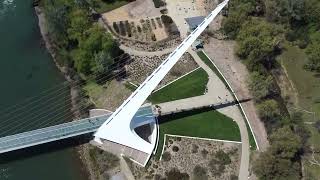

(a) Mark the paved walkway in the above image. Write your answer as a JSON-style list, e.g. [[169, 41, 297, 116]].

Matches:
[[203, 38, 269, 151], [157, 49, 250, 180]]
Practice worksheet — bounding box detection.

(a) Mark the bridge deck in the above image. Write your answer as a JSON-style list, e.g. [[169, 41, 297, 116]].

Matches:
[[0, 106, 153, 154]]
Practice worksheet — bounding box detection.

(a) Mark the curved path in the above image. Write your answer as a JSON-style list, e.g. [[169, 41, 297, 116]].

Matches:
[[157, 49, 250, 179]]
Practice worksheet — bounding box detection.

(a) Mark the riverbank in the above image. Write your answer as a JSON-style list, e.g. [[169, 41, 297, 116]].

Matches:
[[34, 6, 96, 180]]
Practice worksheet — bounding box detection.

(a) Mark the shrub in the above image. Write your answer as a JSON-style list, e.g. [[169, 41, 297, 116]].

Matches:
[[193, 165, 208, 180], [162, 152, 171, 161], [191, 144, 199, 153], [161, 15, 173, 26], [172, 146, 179, 152], [152, 0, 166, 8], [209, 150, 231, 177], [113, 22, 120, 34], [201, 149, 208, 158], [119, 21, 127, 36], [165, 168, 189, 180]]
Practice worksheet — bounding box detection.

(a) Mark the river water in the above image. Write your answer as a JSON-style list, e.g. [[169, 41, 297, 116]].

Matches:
[[0, 0, 88, 179]]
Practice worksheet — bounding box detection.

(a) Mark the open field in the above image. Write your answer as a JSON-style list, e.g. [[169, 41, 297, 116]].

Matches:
[[197, 51, 257, 149], [278, 43, 320, 178], [155, 108, 241, 158], [148, 68, 208, 104], [278, 44, 320, 117]]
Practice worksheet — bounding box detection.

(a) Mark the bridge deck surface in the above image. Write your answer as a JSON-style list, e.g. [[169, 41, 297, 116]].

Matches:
[[0, 106, 153, 154]]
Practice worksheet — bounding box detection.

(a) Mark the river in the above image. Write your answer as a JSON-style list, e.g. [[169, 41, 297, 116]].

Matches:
[[0, 0, 88, 179]]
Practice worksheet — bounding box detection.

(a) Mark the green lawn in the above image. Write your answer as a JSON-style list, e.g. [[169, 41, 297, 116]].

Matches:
[[149, 68, 208, 104], [90, 0, 130, 13], [156, 108, 241, 158], [198, 50, 257, 150]]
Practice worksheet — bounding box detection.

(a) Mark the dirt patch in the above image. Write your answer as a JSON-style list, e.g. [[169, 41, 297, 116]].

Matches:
[[203, 38, 269, 151], [102, 0, 162, 22], [119, 34, 181, 52], [128, 136, 241, 179], [111, 16, 168, 42], [126, 52, 198, 88]]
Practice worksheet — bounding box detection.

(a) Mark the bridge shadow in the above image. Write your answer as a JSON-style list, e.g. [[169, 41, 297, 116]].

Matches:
[[0, 133, 94, 164], [158, 98, 251, 125]]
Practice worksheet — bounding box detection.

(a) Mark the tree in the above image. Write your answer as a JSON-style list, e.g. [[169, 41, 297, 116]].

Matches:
[[253, 150, 300, 180], [236, 19, 283, 69], [264, 0, 305, 23], [270, 126, 302, 159], [248, 71, 276, 100], [67, 9, 91, 41], [257, 99, 280, 121], [253, 126, 302, 180], [304, 42, 320, 72], [73, 24, 119, 75], [305, 0, 320, 29], [221, 0, 256, 39]]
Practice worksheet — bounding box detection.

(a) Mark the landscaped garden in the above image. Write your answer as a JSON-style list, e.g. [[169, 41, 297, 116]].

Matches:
[[197, 51, 257, 149], [155, 108, 241, 158], [148, 68, 208, 104]]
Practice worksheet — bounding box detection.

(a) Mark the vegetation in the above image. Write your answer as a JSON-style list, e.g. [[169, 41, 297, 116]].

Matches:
[[192, 165, 208, 180], [222, 0, 320, 178], [209, 150, 231, 177], [152, 0, 166, 8], [41, 0, 124, 80], [165, 168, 189, 180], [88, 146, 119, 179], [197, 51, 257, 149], [156, 108, 240, 158], [148, 68, 208, 104], [88, 0, 131, 13]]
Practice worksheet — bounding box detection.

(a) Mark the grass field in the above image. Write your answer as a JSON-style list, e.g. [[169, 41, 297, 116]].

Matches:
[[148, 68, 208, 104], [278, 44, 320, 117], [90, 0, 130, 13], [156, 108, 241, 158], [278, 43, 320, 178], [198, 51, 257, 150]]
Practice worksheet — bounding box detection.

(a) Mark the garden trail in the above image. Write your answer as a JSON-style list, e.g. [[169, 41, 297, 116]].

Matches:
[[157, 49, 250, 180], [119, 44, 175, 57]]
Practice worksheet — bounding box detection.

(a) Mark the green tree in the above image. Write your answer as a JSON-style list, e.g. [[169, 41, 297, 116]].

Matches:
[[253, 150, 300, 180], [270, 126, 302, 159], [305, 42, 320, 72], [248, 71, 275, 100], [236, 19, 283, 69], [257, 99, 280, 121], [73, 24, 118, 75], [305, 0, 320, 29], [254, 126, 302, 180], [67, 9, 91, 41], [264, 0, 305, 23], [221, 0, 256, 39]]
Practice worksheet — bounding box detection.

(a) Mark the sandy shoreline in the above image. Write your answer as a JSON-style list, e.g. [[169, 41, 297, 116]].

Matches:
[[34, 6, 97, 180]]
